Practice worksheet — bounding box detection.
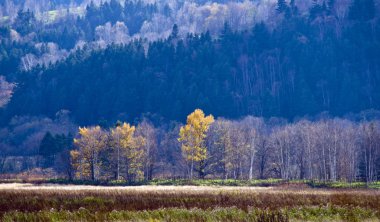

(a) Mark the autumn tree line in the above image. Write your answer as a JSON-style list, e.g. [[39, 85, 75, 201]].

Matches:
[[65, 109, 380, 183]]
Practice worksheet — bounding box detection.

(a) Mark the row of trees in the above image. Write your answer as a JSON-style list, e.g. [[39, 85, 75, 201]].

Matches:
[[71, 123, 145, 181], [70, 109, 214, 181], [69, 109, 380, 183]]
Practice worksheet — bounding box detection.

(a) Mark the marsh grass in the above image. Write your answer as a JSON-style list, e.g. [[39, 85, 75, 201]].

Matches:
[[2, 208, 289, 222], [0, 186, 379, 212], [44, 178, 284, 186], [0, 184, 379, 221], [2, 206, 378, 222], [307, 181, 380, 189]]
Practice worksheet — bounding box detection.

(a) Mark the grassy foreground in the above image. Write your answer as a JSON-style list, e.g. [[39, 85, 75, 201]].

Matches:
[[3, 207, 378, 222], [0, 184, 379, 221]]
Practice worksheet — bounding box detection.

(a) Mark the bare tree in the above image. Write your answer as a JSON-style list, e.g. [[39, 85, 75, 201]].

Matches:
[[0, 143, 11, 174], [359, 122, 379, 183], [271, 125, 294, 180], [136, 119, 158, 180], [241, 116, 264, 180], [0, 76, 15, 108]]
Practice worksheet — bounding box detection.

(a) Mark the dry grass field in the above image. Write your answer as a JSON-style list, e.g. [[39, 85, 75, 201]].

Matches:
[[0, 183, 379, 221]]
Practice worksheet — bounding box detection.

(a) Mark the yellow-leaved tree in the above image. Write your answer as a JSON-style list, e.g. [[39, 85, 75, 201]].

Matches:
[[72, 126, 108, 181], [110, 122, 145, 182], [178, 109, 214, 179]]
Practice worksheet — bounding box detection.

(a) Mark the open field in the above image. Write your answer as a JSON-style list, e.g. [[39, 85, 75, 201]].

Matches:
[[0, 183, 380, 221]]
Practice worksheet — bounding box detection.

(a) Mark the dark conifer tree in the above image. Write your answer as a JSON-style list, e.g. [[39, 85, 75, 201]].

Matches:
[[13, 9, 37, 35], [349, 0, 376, 21], [277, 0, 288, 13], [39, 132, 57, 167]]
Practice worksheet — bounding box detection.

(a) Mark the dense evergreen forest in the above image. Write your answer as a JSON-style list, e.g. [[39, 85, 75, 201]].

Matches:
[[1, 0, 380, 124], [0, 0, 379, 182]]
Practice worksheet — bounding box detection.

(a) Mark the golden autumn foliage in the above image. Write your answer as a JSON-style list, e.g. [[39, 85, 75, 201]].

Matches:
[[178, 109, 214, 178], [72, 126, 108, 181], [70, 123, 146, 182], [111, 123, 145, 181]]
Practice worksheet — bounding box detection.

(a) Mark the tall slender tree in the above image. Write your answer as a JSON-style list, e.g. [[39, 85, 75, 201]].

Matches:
[[111, 122, 145, 182], [179, 109, 214, 179]]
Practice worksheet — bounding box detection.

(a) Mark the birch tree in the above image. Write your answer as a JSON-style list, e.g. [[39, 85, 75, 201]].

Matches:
[[72, 126, 107, 181], [360, 122, 379, 183], [241, 116, 263, 180], [178, 109, 214, 179], [110, 123, 134, 180], [136, 119, 157, 180], [111, 122, 145, 182]]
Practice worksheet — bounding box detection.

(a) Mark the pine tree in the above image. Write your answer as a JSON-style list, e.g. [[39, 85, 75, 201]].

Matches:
[[39, 132, 56, 167], [14, 9, 36, 35], [170, 24, 179, 39], [277, 0, 289, 14], [220, 22, 233, 43], [289, 0, 299, 16]]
